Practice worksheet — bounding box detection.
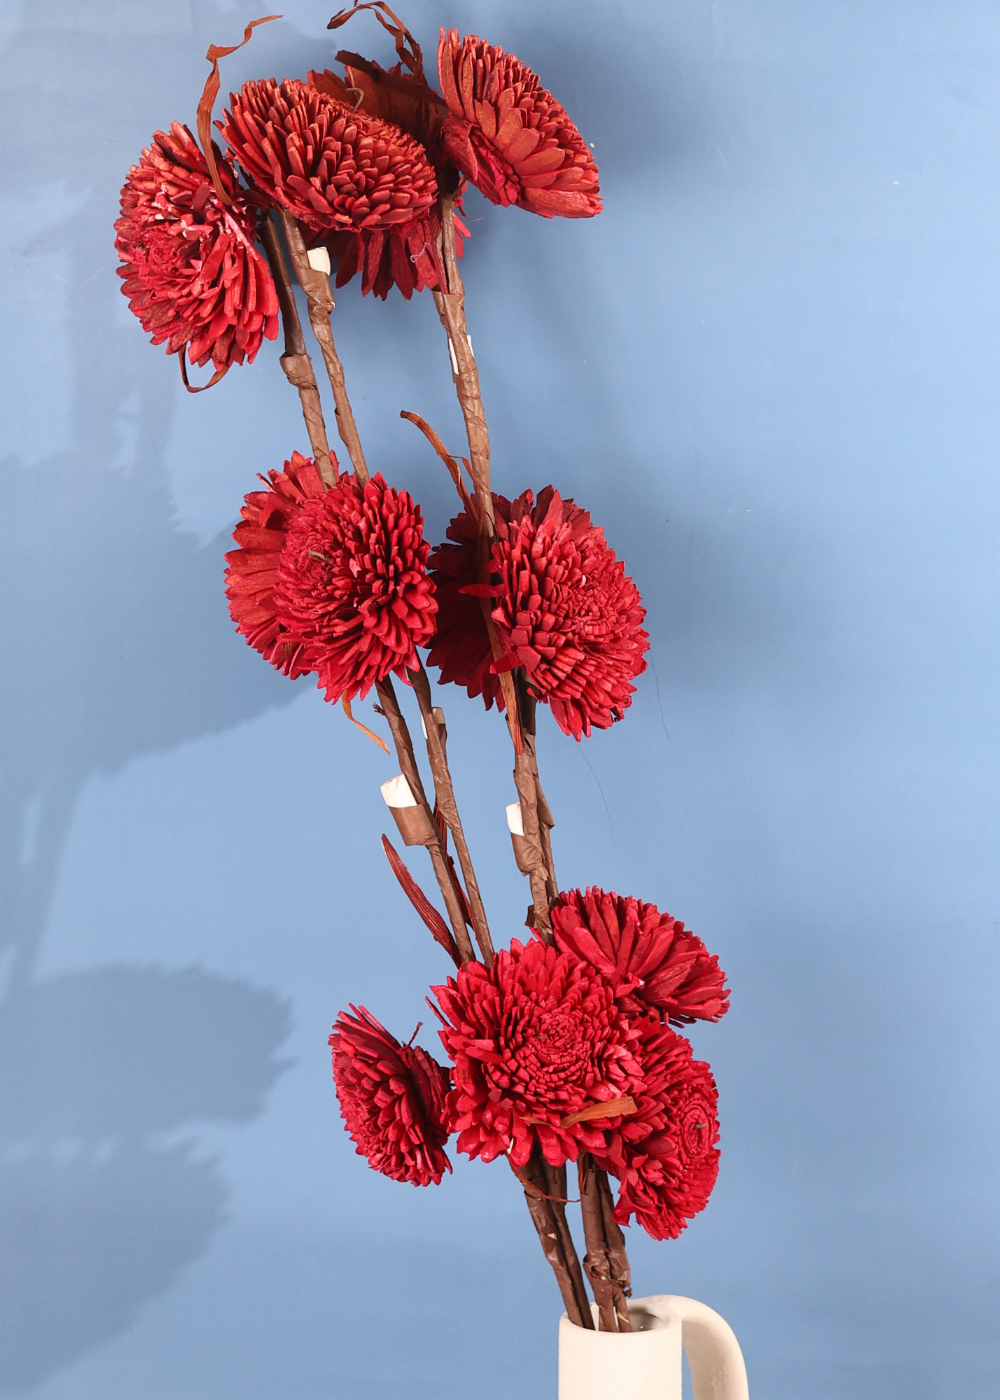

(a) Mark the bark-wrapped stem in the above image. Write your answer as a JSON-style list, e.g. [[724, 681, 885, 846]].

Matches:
[[263, 217, 474, 966], [578, 1153, 632, 1332], [432, 194, 493, 534], [280, 211, 369, 484], [375, 676, 475, 965], [517, 1147, 593, 1330], [513, 682, 558, 940], [259, 213, 335, 483], [409, 662, 494, 966], [431, 203, 530, 755]]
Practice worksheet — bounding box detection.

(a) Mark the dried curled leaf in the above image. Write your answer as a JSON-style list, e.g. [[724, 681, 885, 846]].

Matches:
[[197, 15, 281, 206]]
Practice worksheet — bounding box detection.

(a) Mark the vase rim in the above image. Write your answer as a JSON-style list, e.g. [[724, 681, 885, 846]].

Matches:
[[561, 1297, 682, 1337]]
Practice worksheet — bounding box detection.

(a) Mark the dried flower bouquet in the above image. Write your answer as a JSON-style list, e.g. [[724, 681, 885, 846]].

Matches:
[[115, 3, 730, 1336]]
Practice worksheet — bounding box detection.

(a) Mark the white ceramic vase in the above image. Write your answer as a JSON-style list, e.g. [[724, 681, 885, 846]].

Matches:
[[558, 1295, 749, 1400]]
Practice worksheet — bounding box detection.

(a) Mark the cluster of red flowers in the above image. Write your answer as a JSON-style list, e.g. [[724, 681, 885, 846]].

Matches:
[[117, 8, 733, 1280], [333, 888, 727, 1243], [225, 453, 437, 702], [226, 463, 646, 737], [427, 488, 649, 739], [116, 24, 600, 345]]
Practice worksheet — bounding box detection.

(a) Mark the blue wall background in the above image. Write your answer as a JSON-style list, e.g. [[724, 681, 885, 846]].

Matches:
[[1, 0, 998, 1395]]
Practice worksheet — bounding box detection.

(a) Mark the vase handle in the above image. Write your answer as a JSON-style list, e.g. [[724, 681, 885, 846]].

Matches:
[[658, 1295, 749, 1400]]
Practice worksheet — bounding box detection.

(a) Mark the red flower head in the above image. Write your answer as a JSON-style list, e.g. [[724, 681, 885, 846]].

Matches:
[[319, 198, 468, 302], [307, 64, 468, 301], [550, 888, 730, 1026], [272, 471, 437, 703], [331, 1006, 452, 1187], [594, 1016, 720, 1241], [424, 502, 502, 710], [433, 938, 643, 1170], [437, 31, 601, 218], [220, 78, 438, 238], [426, 487, 649, 739], [225, 451, 328, 678], [115, 122, 279, 372]]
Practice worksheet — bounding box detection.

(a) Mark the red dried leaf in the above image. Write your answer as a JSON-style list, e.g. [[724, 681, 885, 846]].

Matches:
[[381, 835, 460, 966]]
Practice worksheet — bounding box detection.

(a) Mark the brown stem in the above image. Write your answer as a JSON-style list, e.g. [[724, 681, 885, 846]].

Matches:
[[517, 1147, 593, 1329], [513, 747, 553, 942], [409, 662, 494, 966], [279, 211, 370, 483], [525, 731, 559, 909], [512, 681, 558, 938], [578, 1155, 632, 1333], [375, 677, 475, 964], [432, 195, 494, 534], [597, 1166, 632, 1319], [263, 216, 475, 970], [538, 817, 558, 906], [539, 1157, 593, 1327], [480, 597, 524, 756], [259, 213, 335, 483], [430, 209, 529, 759]]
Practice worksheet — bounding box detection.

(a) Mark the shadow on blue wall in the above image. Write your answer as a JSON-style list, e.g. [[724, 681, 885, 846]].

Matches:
[[0, 1, 311, 1387], [0, 968, 292, 1391]]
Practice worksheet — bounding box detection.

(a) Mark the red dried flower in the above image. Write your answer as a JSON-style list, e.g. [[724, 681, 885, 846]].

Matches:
[[551, 888, 730, 1026], [433, 938, 643, 1170], [273, 471, 437, 703], [319, 198, 468, 301], [594, 1016, 720, 1241], [425, 502, 501, 709], [220, 78, 438, 237], [331, 1006, 452, 1187], [224, 451, 327, 678], [426, 487, 649, 739], [307, 65, 468, 301], [437, 31, 601, 218], [115, 122, 278, 371]]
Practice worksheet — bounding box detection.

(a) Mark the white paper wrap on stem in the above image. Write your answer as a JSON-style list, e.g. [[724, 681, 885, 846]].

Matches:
[[306, 246, 332, 274], [381, 774, 418, 808], [506, 801, 537, 874], [381, 774, 437, 847], [419, 707, 446, 741]]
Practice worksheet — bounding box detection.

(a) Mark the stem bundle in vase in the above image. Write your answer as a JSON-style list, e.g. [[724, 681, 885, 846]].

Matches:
[[114, 2, 731, 1339]]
